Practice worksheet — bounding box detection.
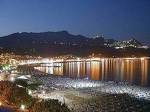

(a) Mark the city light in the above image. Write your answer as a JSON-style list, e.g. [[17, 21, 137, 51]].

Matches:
[[17, 76, 28, 80], [28, 90, 32, 95], [20, 104, 25, 111], [141, 57, 145, 61], [0, 102, 2, 106], [42, 90, 46, 94], [10, 76, 15, 82]]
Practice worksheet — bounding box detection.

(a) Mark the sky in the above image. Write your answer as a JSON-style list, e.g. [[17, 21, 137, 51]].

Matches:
[[0, 0, 150, 43]]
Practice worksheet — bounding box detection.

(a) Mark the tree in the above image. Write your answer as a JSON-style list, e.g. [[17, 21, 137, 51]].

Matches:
[[30, 99, 70, 112]]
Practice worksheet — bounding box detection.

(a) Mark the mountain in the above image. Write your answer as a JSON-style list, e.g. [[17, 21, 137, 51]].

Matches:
[[0, 31, 87, 48], [0, 31, 149, 57]]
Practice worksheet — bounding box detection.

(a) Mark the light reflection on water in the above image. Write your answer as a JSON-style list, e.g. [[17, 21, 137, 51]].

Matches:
[[35, 59, 150, 87]]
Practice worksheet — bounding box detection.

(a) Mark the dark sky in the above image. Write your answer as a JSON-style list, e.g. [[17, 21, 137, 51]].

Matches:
[[0, 0, 150, 43]]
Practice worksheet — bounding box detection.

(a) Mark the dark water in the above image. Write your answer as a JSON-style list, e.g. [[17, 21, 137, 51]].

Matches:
[[35, 58, 150, 87]]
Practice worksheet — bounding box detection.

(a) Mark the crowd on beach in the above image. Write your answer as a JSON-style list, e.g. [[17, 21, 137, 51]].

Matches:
[[31, 73, 150, 100], [17, 66, 150, 112]]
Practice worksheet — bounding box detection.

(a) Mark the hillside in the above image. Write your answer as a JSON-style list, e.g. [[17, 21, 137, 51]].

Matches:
[[0, 31, 149, 57]]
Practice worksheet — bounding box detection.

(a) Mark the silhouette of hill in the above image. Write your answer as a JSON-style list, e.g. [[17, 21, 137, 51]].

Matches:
[[0, 31, 149, 57]]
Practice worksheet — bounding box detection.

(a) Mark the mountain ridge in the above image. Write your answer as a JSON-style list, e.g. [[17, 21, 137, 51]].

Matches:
[[0, 31, 149, 57]]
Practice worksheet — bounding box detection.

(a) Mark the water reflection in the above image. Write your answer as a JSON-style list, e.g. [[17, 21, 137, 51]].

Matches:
[[34, 59, 150, 86]]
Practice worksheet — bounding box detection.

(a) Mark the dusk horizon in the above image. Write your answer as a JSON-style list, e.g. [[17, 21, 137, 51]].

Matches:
[[0, 0, 150, 43]]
